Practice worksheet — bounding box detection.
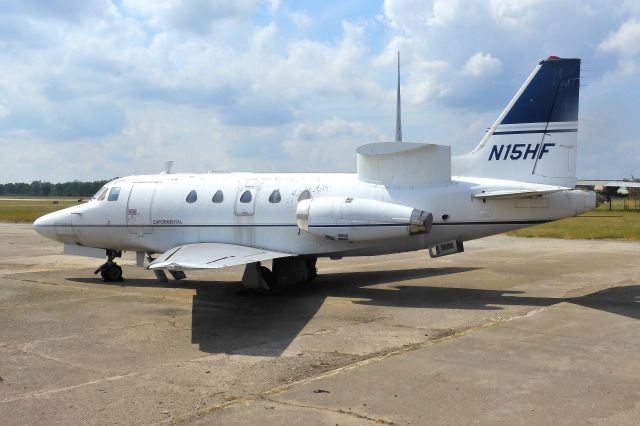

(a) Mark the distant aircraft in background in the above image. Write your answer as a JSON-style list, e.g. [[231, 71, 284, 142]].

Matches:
[[576, 180, 640, 209], [34, 57, 595, 291]]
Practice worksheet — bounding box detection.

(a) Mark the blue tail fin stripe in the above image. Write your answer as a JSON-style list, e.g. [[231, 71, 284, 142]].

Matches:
[[501, 58, 580, 125]]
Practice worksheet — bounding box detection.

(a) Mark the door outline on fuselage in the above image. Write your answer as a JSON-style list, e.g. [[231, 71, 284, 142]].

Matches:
[[235, 186, 257, 216], [127, 182, 157, 234]]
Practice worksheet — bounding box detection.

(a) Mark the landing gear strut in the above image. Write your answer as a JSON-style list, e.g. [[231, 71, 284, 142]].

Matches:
[[94, 249, 123, 282]]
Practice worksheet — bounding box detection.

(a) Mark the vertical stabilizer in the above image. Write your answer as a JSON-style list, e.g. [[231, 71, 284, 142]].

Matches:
[[452, 57, 580, 187], [396, 51, 402, 142]]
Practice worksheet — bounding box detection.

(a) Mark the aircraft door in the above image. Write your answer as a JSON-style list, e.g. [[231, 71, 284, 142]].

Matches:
[[235, 186, 257, 216], [127, 183, 156, 234]]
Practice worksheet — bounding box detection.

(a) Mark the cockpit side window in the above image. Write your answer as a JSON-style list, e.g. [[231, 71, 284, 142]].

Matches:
[[107, 187, 121, 201]]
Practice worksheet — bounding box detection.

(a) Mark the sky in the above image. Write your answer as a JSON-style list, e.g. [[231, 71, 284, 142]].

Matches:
[[0, 0, 639, 182]]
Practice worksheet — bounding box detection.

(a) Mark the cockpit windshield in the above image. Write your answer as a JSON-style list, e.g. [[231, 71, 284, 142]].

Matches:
[[92, 186, 109, 201], [91, 179, 119, 201]]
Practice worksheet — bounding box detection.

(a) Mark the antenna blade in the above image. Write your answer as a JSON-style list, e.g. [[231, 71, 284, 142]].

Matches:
[[395, 51, 402, 142], [162, 160, 173, 175]]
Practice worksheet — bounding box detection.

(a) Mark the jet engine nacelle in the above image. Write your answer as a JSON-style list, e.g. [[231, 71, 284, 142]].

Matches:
[[296, 197, 432, 242]]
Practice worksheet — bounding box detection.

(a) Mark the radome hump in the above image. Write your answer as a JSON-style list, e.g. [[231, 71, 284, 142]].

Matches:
[[356, 142, 451, 186]]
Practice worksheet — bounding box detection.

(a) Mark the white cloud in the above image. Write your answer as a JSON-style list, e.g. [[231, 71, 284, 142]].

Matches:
[[406, 59, 449, 104], [383, 0, 430, 33], [287, 10, 312, 29], [462, 52, 502, 77], [0, 0, 639, 182], [489, 0, 541, 29], [599, 19, 640, 56], [427, 0, 459, 27], [123, 0, 259, 34], [597, 18, 640, 75], [266, 0, 282, 13], [282, 118, 386, 171]]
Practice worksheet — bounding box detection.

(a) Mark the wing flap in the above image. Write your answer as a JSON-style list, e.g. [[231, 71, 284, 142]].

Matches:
[[473, 188, 564, 200], [148, 243, 292, 270]]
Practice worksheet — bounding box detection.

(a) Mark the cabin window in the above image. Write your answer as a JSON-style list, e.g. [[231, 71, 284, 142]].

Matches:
[[240, 190, 252, 203], [107, 187, 121, 201], [212, 190, 224, 203], [298, 190, 311, 202], [186, 190, 198, 203], [269, 189, 281, 203]]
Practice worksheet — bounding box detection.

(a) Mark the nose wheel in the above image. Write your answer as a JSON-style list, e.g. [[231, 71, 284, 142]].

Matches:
[[94, 249, 124, 282]]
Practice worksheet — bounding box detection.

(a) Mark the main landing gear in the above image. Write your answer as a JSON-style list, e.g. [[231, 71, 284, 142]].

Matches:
[[242, 256, 317, 292], [94, 249, 123, 282]]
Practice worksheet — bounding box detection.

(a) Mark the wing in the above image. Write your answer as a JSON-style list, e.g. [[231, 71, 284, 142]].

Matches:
[[147, 243, 292, 270], [472, 188, 565, 200], [604, 181, 640, 188]]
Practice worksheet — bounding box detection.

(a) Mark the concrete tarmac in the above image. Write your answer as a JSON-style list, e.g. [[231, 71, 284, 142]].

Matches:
[[0, 223, 638, 425]]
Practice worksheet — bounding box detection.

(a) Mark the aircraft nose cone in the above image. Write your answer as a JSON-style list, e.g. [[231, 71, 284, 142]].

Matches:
[[33, 212, 58, 241]]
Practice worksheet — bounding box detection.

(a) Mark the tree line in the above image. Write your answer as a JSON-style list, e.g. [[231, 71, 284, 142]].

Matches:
[[0, 180, 109, 197]]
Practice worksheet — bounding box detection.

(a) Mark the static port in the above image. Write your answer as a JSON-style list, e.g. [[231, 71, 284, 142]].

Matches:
[[442, 214, 449, 221]]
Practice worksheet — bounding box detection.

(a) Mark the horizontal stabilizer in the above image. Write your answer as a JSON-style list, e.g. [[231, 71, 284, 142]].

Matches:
[[473, 188, 564, 200], [148, 243, 292, 270]]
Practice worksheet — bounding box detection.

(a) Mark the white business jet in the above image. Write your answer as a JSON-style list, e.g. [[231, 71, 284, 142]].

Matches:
[[34, 56, 596, 290]]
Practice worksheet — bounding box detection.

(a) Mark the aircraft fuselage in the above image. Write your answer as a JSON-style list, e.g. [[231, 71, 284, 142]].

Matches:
[[36, 171, 594, 258]]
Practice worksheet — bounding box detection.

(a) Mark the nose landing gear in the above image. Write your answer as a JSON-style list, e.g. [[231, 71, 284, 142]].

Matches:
[[94, 249, 123, 282]]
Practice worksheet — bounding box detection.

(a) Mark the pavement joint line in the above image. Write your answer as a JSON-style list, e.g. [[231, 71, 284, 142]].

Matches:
[[0, 293, 127, 311], [5, 320, 159, 349], [0, 372, 141, 405], [0, 341, 132, 377], [0, 266, 101, 278], [261, 396, 397, 425], [5, 275, 197, 304], [161, 302, 556, 425], [5, 275, 121, 293]]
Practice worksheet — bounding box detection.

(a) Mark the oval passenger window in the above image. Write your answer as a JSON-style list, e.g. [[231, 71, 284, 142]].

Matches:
[[212, 190, 223, 203], [186, 190, 197, 203], [269, 189, 281, 203], [298, 190, 311, 201], [240, 190, 252, 203]]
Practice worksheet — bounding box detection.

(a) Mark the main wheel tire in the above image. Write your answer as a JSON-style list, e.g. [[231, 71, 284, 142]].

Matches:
[[302, 258, 318, 285], [101, 264, 123, 281], [258, 265, 275, 290]]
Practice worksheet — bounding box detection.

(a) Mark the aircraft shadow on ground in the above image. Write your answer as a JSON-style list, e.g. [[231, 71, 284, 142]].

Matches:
[[67, 267, 640, 356]]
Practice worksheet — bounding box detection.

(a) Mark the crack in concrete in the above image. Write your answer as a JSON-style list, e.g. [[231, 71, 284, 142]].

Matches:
[[7, 275, 196, 305], [0, 293, 123, 311], [0, 343, 110, 378], [0, 372, 140, 405], [159, 304, 555, 425], [262, 396, 396, 425]]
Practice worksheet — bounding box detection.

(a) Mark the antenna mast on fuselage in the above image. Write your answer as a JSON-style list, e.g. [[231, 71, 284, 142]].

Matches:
[[395, 51, 402, 142]]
